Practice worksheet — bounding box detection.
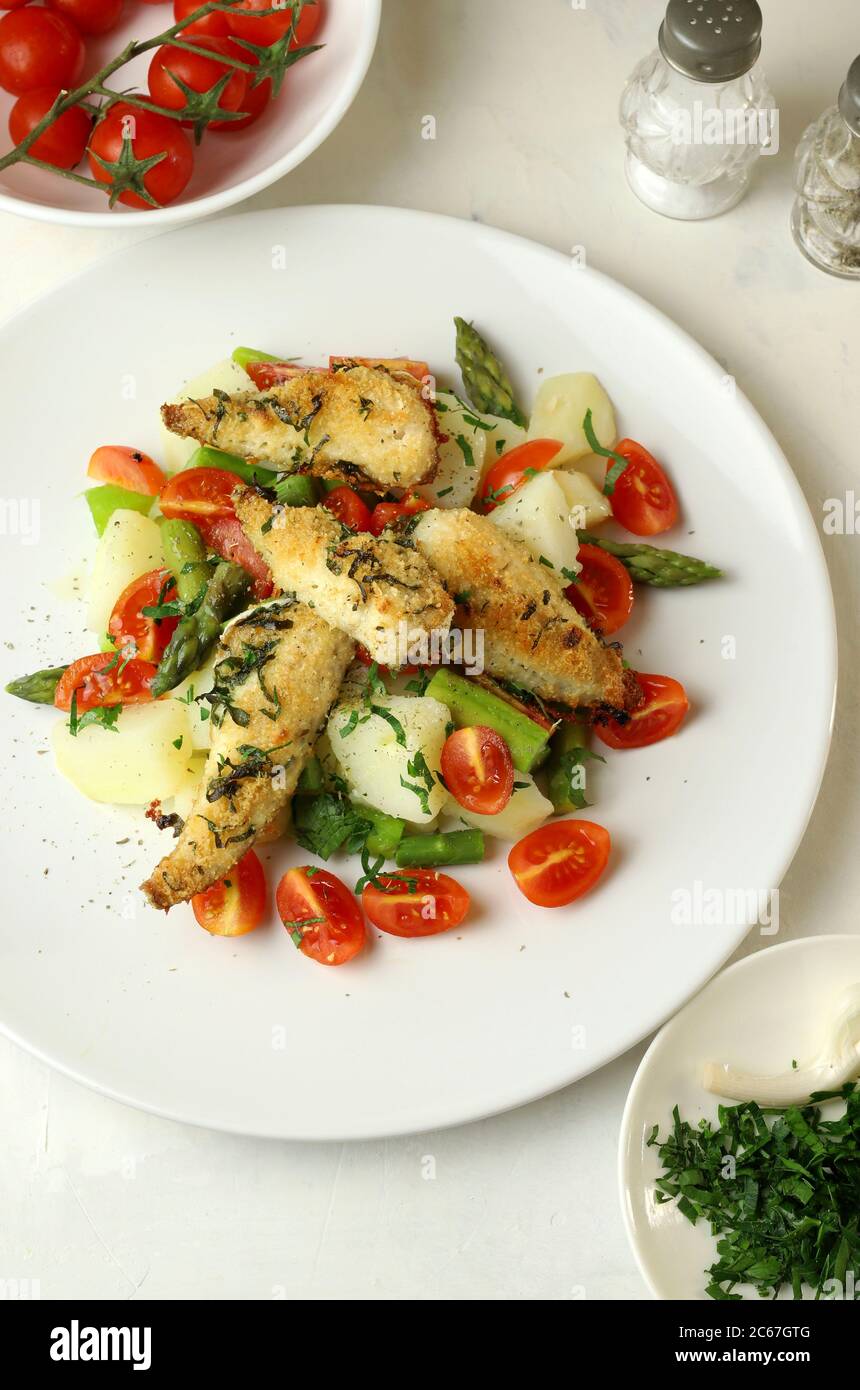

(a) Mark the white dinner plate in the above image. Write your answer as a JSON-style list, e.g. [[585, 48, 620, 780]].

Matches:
[[0, 206, 836, 1139], [619, 935, 860, 1300]]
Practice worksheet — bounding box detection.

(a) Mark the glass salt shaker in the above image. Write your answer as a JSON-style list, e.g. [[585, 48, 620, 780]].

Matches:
[[792, 56, 860, 279], [619, 0, 776, 220]]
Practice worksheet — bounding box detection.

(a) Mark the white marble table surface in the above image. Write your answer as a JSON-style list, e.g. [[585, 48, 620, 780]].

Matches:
[[1, 0, 857, 1301]]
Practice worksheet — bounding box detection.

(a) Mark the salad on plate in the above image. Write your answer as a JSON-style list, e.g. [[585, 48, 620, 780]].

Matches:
[[7, 320, 721, 966]]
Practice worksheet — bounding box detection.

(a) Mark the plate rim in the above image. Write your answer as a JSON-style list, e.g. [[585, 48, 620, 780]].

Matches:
[[0, 204, 838, 1139], [617, 932, 859, 1301], [0, 1, 382, 229]]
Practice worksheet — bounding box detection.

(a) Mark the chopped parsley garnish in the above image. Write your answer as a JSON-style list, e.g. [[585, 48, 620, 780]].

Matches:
[[649, 1084, 860, 1301], [68, 690, 121, 737], [399, 751, 435, 814], [581, 408, 630, 496]]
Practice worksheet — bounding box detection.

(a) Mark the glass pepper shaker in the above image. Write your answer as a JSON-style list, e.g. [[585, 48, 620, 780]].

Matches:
[[619, 0, 776, 220], [792, 56, 860, 279]]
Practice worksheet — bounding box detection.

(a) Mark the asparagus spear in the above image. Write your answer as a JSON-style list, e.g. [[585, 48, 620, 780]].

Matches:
[[160, 518, 213, 604], [454, 317, 528, 429], [151, 561, 250, 697], [577, 531, 722, 587], [545, 722, 602, 814], [396, 829, 485, 869], [6, 665, 68, 704], [362, 805, 406, 860], [425, 668, 550, 772]]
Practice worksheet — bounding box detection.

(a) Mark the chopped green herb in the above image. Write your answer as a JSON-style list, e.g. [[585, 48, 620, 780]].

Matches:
[[649, 1084, 860, 1301]]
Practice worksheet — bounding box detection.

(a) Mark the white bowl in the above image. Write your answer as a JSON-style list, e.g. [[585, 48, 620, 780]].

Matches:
[[618, 935, 860, 1299], [0, 0, 381, 227]]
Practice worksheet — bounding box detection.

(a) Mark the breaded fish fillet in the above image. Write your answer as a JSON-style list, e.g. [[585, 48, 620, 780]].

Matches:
[[412, 509, 638, 714], [234, 493, 454, 667], [142, 599, 353, 910], [161, 364, 440, 492]]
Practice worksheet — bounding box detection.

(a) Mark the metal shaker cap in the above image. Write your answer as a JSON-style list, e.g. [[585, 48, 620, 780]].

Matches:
[[838, 55, 860, 137], [659, 0, 763, 84]]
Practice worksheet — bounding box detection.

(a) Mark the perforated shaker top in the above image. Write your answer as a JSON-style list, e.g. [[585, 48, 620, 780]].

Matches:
[[658, 0, 763, 83], [838, 55, 860, 137]]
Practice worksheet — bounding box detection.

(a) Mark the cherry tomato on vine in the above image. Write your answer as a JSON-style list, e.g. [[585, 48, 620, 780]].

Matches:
[[148, 36, 248, 129], [8, 86, 91, 169], [0, 0, 30, 12], [0, 9, 85, 96], [54, 653, 157, 713], [508, 820, 611, 909], [45, 0, 123, 37], [564, 543, 634, 636], [362, 870, 470, 938], [368, 494, 430, 535], [594, 673, 689, 751], [172, 0, 230, 36], [277, 866, 366, 966], [192, 850, 268, 937], [607, 438, 678, 536], [108, 568, 179, 664], [212, 68, 273, 130], [227, 0, 324, 48], [88, 100, 194, 209], [322, 485, 372, 532], [88, 445, 166, 495], [479, 438, 564, 511], [441, 726, 514, 816]]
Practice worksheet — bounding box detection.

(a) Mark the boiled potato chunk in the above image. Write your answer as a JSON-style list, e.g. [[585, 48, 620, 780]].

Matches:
[[415, 392, 487, 508], [171, 657, 216, 751], [86, 510, 163, 640], [52, 700, 194, 805], [489, 471, 581, 576], [328, 695, 449, 824], [450, 772, 553, 841], [528, 373, 616, 465], [159, 356, 253, 473], [555, 470, 612, 529]]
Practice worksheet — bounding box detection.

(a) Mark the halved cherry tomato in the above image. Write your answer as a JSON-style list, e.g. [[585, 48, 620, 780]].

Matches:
[[204, 515, 273, 599], [329, 356, 429, 383], [441, 725, 514, 816], [276, 866, 365, 966], [362, 870, 470, 938], [607, 439, 678, 537], [322, 485, 372, 532], [87, 446, 166, 496], [564, 543, 634, 636], [509, 820, 611, 908], [192, 849, 267, 937], [54, 653, 157, 713], [594, 673, 689, 750], [368, 494, 430, 536], [159, 469, 272, 597], [479, 438, 564, 512], [159, 466, 237, 521], [108, 568, 178, 663], [245, 360, 324, 390]]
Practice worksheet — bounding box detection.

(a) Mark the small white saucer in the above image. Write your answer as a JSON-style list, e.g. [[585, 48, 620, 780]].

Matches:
[[618, 934, 860, 1300]]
